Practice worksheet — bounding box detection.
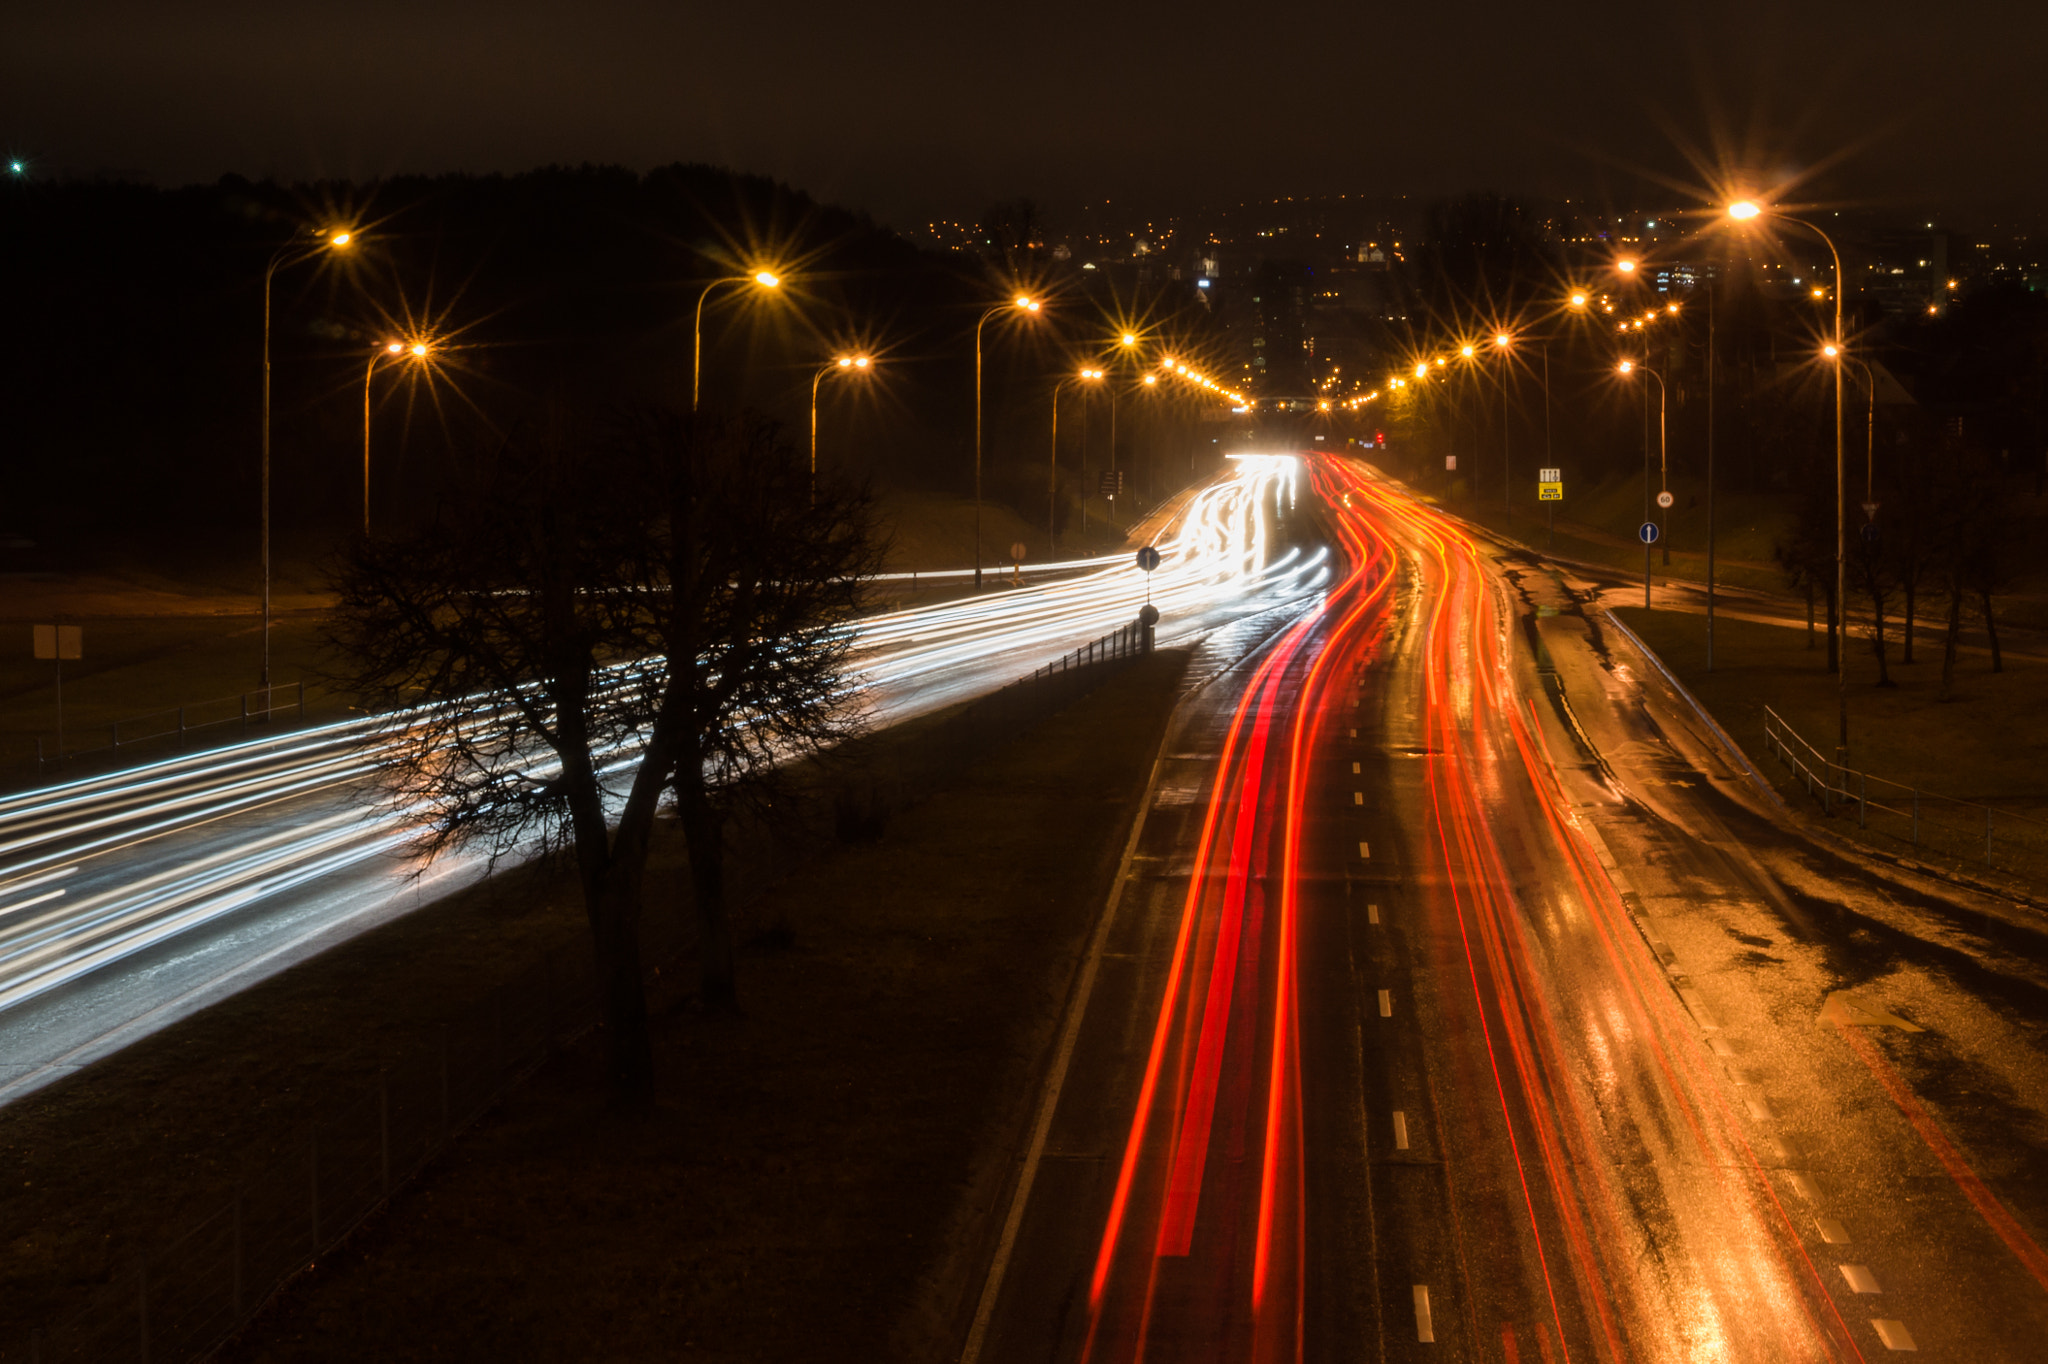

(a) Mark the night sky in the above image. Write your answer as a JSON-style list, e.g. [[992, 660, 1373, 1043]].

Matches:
[[8, 0, 2045, 227]]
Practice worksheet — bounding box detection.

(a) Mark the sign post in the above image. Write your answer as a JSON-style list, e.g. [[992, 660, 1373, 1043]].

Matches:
[[1538, 467, 1562, 552], [1637, 522, 1660, 609], [33, 624, 82, 759]]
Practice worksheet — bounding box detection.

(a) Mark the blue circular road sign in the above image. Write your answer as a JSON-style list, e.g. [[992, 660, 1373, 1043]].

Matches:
[[1638, 521, 1660, 545]]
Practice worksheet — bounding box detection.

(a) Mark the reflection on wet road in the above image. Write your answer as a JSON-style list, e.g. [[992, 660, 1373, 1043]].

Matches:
[[975, 455, 2048, 1362]]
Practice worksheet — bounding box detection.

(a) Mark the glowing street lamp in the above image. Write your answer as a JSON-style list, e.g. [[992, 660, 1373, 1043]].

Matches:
[[1569, 291, 1589, 309], [974, 294, 1042, 588], [691, 269, 783, 412], [259, 224, 354, 696], [810, 354, 873, 505], [362, 338, 434, 536], [1050, 367, 1104, 556], [1730, 196, 1849, 754], [1617, 359, 1667, 610]]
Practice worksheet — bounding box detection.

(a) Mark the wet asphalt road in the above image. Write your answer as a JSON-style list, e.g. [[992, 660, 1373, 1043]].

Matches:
[[970, 457, 2048, 1362]]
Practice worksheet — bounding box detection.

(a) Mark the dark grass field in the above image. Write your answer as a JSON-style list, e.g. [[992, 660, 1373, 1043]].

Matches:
[[0, 649, 1187, 1361]]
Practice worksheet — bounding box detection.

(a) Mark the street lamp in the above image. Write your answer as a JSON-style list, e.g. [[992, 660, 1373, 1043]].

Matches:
[[810, 355, 872, 505], [974, 294, 1042, 589], [691, 270, 782, 412], [1617, 360, 1667, 611], [260, 224, 354, 697], [1051, 367, 1103, 556], [362, 338, 433, 536], [1732, 197, 1848, 755], [1493, 332, 1513, 514]]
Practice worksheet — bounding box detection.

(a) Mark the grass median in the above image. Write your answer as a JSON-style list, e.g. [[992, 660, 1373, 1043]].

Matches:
[[215, 650, 1186, 1361], [1610, 605, 2048, 874]]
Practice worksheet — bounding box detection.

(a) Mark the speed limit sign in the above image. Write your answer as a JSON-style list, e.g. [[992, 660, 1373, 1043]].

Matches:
[[1656, 490, 1675, 509]]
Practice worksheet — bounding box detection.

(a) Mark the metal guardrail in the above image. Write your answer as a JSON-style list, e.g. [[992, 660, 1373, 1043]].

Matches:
[[17, 682, 308, 780], [7, 617, 1158, 1364], [1762, 705, 2048, 879]]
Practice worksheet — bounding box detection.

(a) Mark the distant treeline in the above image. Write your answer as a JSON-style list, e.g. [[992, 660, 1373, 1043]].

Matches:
[[0, 165, 1223, 568]]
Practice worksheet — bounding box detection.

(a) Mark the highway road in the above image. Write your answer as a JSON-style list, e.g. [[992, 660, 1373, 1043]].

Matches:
[[969, 454, 2048, 1361], [0, 459, 1327, 1105]]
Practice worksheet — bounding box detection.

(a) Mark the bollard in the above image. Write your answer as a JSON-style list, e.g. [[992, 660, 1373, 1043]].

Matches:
[[178, 706, 186, 738]]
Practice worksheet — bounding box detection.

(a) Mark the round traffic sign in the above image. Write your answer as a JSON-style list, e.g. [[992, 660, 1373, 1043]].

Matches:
[[1010, 541, 1027, 560], [1656, 490, 1675, 510], [1135, 546, 1162, 572], [1139, 603, 1161, 626], [1638, 521, 1660, 545]]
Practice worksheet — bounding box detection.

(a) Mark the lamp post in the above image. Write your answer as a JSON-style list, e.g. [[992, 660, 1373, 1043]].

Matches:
[[1493, 332, 1513, 515], [1050, 368, 1102, 558], [974, 295, 1041, 590], [810, 354, 871, 505], [692, 270, 781, 412], [362, 339, 431, 536], [1619, 360, 1666, 610], [1732, 198, 1848, 756], [261, 225, 354, 697]]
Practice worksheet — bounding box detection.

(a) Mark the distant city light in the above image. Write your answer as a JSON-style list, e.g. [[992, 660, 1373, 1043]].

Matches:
[[1197, 278, 1210, 288], [7, 160, 22, 175]]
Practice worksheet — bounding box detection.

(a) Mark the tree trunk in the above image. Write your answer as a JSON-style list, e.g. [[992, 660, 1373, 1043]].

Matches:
[[1866, 566, 1895, 687], [587, 876, 654, 1109], [677, 792, 738, 1010], [1941, 585, 1962, 701], [1981, 590, 2004, 673], [1902, 574, 1916, 664]]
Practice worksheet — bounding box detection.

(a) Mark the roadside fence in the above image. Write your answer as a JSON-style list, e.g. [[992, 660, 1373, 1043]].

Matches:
[[1762, 705, 2048, 881], [9, 683, 309, 787], [9, 616, 1158, 1364]]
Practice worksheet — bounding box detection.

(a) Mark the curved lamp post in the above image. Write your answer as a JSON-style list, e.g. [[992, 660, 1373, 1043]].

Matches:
[[973, 295, 1042, 589], [809, 354, 871, 504], [1050, 368, 1103, 557], [260, 225, 354, 696], [692, 270, 781, 412], [362, 339, 432, 536], [1732, 198, 1848, 756], [1618, 360, 1667, 610]]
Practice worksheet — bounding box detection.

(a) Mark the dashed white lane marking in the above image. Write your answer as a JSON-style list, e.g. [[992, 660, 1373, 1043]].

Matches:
[[1358, 841, 1371, 859], [1786, 1173, 1822, 1203], [1393, 1111, 1410, 1150], [1352, 760, 1362, 773], [1840, 1264, 1882, 1294], [1367, 903, 1380, 925], [1353, 791, 1364, 805], [1871, 1319, 1918, 1351], [1743, 1094, 1774, 1122], [1817, 1217, 1851, 1244], [1350, 728, 1358, 738], [1412, 1285, 1435, 1342], [1378, 989, 1393, 1017]]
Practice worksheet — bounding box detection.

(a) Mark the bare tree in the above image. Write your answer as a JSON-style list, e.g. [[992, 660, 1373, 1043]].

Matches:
[[618, 410, 884, 1009], [328, 409, 880, 1104]]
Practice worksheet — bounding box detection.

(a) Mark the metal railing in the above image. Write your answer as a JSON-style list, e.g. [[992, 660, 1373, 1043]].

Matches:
[[1762, 705, 2048, 880], [7, 617, 1160, 1364], [16, 683, 308, 782]]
